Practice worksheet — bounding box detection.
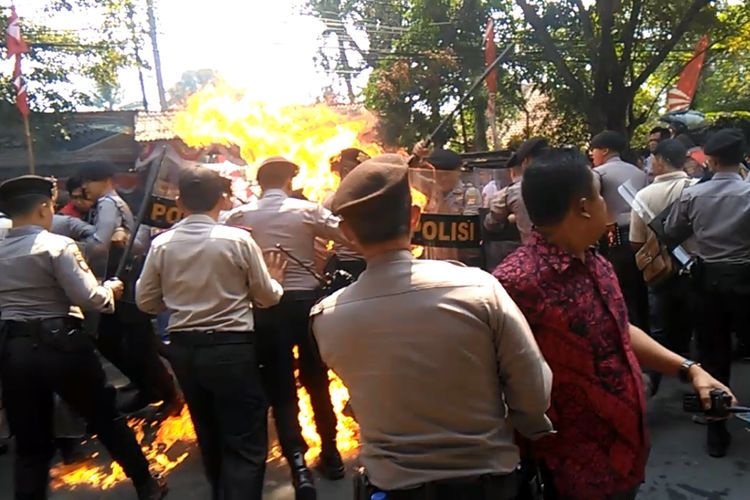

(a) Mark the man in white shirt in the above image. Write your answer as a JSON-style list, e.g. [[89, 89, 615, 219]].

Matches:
[[137, 166, 286, 499], [630, 139, 697, 394]]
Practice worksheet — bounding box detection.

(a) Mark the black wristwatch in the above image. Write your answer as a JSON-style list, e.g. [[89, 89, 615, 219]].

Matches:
[[678, 359, 699, 383]]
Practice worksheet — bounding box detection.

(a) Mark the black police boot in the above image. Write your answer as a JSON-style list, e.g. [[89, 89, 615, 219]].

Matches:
[[707, 420, 731, 458], [289, 451, 316, 500], [314, 443, 345, 481], [135, 474, 168, 500], [56, 437, 88, 465]]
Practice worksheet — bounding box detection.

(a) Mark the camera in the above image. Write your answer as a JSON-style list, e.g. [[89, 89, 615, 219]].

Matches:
[[683, 389, 733, 418]]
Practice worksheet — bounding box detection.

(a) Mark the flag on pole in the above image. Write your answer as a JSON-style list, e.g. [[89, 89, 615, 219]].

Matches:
[[484, 18, 497, 94], [667, 35, 708, 112], [6, 5, 30, 117]]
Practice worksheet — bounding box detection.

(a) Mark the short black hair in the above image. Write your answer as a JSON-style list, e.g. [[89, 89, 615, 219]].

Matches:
[[258, 168, 294, 190], [66, 176, 83, 194], [2, 195, 51, 218], [178, 166, 225, 212], [522, 148, 595, 227], [340, 193, 412, 245], [654, 139, 688, 169], [649, 127, 670, 140]]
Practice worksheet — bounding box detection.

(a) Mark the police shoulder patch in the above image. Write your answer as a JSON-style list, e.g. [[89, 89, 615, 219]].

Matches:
[[70, 245, 91, 273]]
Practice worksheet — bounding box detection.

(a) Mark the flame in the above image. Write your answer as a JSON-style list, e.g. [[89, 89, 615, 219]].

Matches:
[[292, 347, 360, 463], [411, 188, 428, 258], [173, 81, 383, 202], [51, 407, 196, 490]]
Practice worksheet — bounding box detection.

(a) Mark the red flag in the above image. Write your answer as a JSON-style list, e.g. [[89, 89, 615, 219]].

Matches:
[[6, 5, 30, 117], [6, 5, 29, 56], [667, 35, 708, 112], [13, 57, 29, 117], [484, 18, 497, 94]]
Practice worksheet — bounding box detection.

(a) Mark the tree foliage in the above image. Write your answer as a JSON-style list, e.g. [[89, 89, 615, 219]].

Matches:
[[307, 0, 750, 147], [167, 69, 220, 108], [0, 0, 146, 116]]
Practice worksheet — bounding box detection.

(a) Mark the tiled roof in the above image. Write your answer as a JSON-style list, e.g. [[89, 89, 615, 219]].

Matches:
[[134, 111, 179, 142]]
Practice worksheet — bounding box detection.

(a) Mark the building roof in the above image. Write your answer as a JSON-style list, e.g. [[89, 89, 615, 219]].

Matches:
[[134, 111, 180, 142]]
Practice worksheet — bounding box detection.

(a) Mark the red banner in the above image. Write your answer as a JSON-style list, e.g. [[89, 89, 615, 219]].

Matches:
[[6, 5, 30, 117], [667, 35, 708, 112], [484, 18, 497, 94]]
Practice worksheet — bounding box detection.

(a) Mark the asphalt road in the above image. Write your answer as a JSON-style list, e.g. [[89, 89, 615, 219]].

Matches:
[[1, 365, 749, 499]]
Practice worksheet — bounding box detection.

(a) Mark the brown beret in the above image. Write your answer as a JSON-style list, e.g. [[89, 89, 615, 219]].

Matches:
[[256, 156, 299, 180], [331, 154, 410, 215]]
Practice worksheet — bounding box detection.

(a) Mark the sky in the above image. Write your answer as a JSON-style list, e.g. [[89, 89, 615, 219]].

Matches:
[[12, 0, 348, 108]]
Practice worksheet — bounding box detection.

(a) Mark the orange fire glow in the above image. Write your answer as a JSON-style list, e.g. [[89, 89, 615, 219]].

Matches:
[[50, 407, 196, 490], [173, 82, 383, 202]]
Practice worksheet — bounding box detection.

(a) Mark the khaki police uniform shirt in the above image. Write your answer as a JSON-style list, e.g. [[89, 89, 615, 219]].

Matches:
[[225, 189, 349, 291], [629, 171, 697, 249], [311, 250, 553, 490], [322, 193, 363, 262], [0, 226, 115, 321], [665, 171, 750, 264], [485, 181, 533, 243], [136, 214, 283, 332], [595, 156, 648, 226]]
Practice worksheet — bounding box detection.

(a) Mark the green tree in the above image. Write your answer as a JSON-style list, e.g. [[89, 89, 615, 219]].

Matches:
[[1, 1, 147, 115], [167, 69, 220, 107]]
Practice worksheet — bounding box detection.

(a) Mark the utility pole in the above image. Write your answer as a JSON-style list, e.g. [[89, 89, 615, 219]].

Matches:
[[145, 0, 168, 111], [126, 2, 148, 110]]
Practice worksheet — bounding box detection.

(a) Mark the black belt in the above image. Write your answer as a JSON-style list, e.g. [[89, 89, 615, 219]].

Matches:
[[169, 330, 254, 346], [283, 290, 320, 302], [6, 317, 82, 338], [380, 470, 519, 500]]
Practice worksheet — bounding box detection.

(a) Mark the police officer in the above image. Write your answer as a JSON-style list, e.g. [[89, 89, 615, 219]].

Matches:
[[225, 157, 351, 497], [311, 154, 552, 499], [0, 176, 166, 499], [136, 166, 285, 499], [591, 130, 650, 331], [323, 148, 371, 278], [79, 162, 180, 416], [664, 128, 750, 458], [485, 136, 548, 244]]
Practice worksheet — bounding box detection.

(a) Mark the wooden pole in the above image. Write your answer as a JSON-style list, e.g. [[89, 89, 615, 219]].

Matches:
[[489, 92, 499, 150], [22, 114, 34, 174]]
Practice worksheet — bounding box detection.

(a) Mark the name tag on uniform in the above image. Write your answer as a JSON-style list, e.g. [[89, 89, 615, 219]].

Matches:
[[412, 214, 481, 249]]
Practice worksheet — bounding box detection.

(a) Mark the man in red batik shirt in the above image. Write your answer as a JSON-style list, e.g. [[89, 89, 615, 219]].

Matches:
[[58, 177, 94, 219], [493, 148, 734, 499]]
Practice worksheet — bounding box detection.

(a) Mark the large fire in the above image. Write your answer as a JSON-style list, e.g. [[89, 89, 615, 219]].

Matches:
[[173, 81, 383, 202], [51, 84, 433, 492]]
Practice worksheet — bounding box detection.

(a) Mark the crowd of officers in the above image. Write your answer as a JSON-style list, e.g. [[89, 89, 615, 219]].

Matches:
[[0, 124, 746, 500]]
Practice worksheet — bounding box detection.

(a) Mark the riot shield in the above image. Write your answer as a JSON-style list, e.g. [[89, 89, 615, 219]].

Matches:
[[408, 166, 483, 267]]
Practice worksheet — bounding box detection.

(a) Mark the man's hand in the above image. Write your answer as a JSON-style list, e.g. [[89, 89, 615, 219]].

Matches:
[[111, 228, 129, 246], [412, 140, 433, 159], [689, 364, 738, 410], [104, 278, 125, 300], [263, 250, 288, 283]]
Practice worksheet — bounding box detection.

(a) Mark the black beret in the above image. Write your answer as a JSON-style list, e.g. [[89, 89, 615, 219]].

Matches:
[[78, 162, 117, 182], [517, 137, 550, 163], [654, 139, 688, 167], [178, 165, 226, 201], [703, 128, 746, 163], [330, 148, 371, 172], [590, 130, 627, 152], [426, 148, 462, 171], [0, 175, 55, 212], [331, 154, 409, 215], [256, 156, 299, 180]]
